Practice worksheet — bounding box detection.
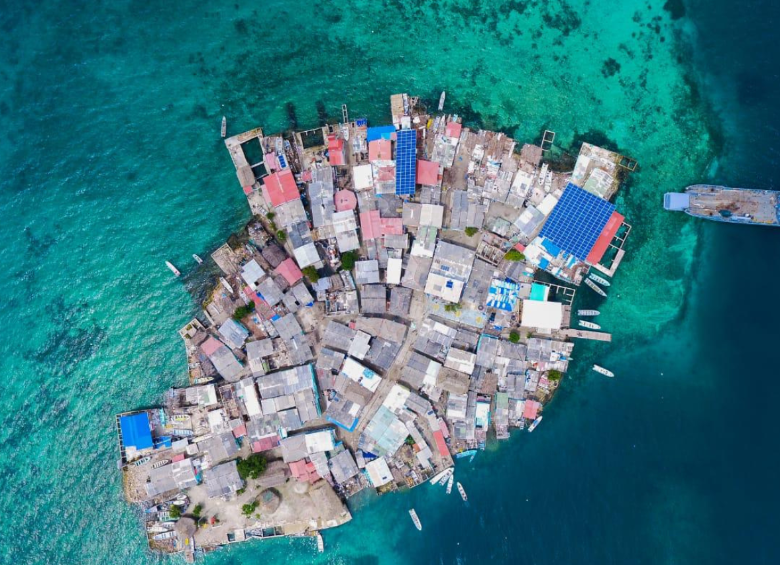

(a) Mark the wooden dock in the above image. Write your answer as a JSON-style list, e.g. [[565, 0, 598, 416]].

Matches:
[[561, 328, 612, 342]]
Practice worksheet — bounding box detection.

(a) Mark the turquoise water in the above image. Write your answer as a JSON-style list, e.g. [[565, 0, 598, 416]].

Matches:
[[1, 0, 778, 563]]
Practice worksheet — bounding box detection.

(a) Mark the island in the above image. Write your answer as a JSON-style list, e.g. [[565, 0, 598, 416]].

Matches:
[[116, 92, 635, 561]]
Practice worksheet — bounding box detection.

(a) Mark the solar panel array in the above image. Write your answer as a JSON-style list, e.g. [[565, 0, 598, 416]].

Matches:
[[539, 183, 615, 261], [395, 129, 417, 196]]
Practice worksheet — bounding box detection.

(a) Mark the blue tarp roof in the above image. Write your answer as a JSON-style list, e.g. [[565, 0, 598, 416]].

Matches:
[[366, 125, 396, 142], [539, 183, 615, 261], [326, 415, 359, 433], [120, 412, 153, 451]]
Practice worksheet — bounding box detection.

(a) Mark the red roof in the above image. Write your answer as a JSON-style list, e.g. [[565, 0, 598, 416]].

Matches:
[[433, 430, 450, 458], [417, 159, 439, 186], [334, 189, 358, 211], [242, 185, 253, 195], [200, 337, 225, 357], [289, 459, 320, 483], [438, 419, 450, 439], [586, 211, 625, 265], [261, 169, 300, 207], [380, 217, 403, 236], [244, 286, 268, 311], [232, 425, 247, 438], [445, 121, 462, 139], [514, 242, 526, 252], [251, 435, 280, 453], [274, 258, 303, 285], [523, 400, 541, 420], [328, 135, 346, 166], [360, 210, 382, 240], [172, 453, 186, 463], [369, 139, 393, 162]]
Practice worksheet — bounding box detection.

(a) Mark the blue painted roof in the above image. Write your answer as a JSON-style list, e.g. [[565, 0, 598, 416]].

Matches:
[[367, 125, 396, 142], [539, 257, 550, 270], [395, 129, 417, 195], [539, 183, 615, 261], [120, 412, 153, 451], [326, 415, 359, 433], [541, 238, 561, 257]]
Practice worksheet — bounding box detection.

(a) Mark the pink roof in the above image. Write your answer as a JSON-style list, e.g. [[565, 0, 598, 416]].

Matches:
[[445, 121, 462, 139], [327, 134, 344, 151], [289, 460, 319, 483], [380, 217, 403, 236], [244, 286, 267, 311], [329, 150, 345, 166], [301, 170, 313, 182], [200, 337, 224, 357], [417, 159, 439, 186], [514, 242, 527, 252], [374, 164, 396, 182], [438, 419, 450, 438], [262, 169, 300, 207], [369, 139, 393, 162], [433, 430, 450, 458], [232, 424, 247, 438], [360, 210, 382, 240], [275, 258, 303, 285], [334, 189, 358, 211], [251, 435, 280, 453], [523, 400, 541, 420], [328, 135, 346, 166], [242, 185, 253, 195], [172, 453, 186, 463]]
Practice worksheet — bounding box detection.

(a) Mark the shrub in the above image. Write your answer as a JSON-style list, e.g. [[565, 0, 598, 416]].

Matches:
[[509, 331, 520, 343], [192, 504, 203, 519], [444, 303, 462, 312], [340, 251, 357, 271], [548, 369, 563, 382], [241, 501, 258, 517], [233, 302, 255, 320], [276, 230, 287, 242], [404, 436, 415, 446], [464, 227, 479, 237], [236, 454, 267, 480], [168, 505, 182, 519], [302, 266, 319, 283], [265, 211, 276, 220], [504, 249, 525, 261]]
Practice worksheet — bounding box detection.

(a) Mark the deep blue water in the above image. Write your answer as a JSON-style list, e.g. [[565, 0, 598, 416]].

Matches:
[[0, 0, 779, 564]]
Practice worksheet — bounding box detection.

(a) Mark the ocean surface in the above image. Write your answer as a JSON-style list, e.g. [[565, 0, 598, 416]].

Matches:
[[1, 0, 778, 563]]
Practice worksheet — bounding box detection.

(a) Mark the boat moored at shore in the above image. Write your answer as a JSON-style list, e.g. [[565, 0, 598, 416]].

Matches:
[[584, 278, 607, 297], [579, 320, 601, 330], [577, 309, 600, 317], [664, 185, 780, 227]]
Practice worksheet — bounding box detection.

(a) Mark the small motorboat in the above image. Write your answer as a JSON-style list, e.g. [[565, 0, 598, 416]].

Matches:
[[592, 364, 615, 377], [165, 261, 180, 277], [528, 416, 543, 432], [221, 116, 227, 138], [588, 272, 611, 286], [446, 474, 454, 495], [457, 482, 468, 502], [584, 278, 607, 297], [438, 91, 446, 111], [577, 309, 600, 316], [316, 533, 324, 552], [579, 320, 601, 330], [193, 254, 203, 265], [409, 509, 422, 531], [152, 459, 170, 469], [133, 456, 151, 467]]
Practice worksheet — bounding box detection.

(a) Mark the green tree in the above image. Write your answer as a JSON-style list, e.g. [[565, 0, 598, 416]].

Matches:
[[340, 251, 357, 271], [192, 504, 203, 519], [444, 303, 462, 312], [548, 369, 563, 382], [508, 331, 520, 343], [276, 230, 287, 242], [236, 454, 268, 480], [504, 249, 525, 261], [168, 505, 182, 519], [233, 302, 255, 320], [241, 501, 258, 517], [265, 211, 276, 220], [404, 435, 415, 446], [302, 266, 319, 283], [464, 227, 479, 237]]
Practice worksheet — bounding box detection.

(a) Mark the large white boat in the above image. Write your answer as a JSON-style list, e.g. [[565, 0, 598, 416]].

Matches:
[[588, 272, 611, 286], [592, 364, 615, 377], [446, 474, 454, 494], [429, 468, 450, 485], [409, 509, 422, 531], [577, 309, 600, 316], [579, 320, 601, 330], [528, 416, 543, 432], [165, 261, 180, 277], [457, 482, 468, 502], [584, 278, 607, 297]]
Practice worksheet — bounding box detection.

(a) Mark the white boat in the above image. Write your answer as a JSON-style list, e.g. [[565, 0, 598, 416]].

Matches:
[[133, 456, 151, 467], [592, 364, 615, 377], [152, 459, 170, 469], [409, 509, 422, 531], [457, 482, 467, 502], [528, 416, 543, 432], [219, 277, 233, 294], [437, 468, 453, 486], [316, 533, 324, 552], [193, 254, 203, 264], [165, 261, 180, 277], [588, 272, 611, 287], [579, 320, 601, 330], [429, 468, 451, 485], [221, 116, 227, 138], [446, 474, 454, 495], [584, 278, 607, 297], [577, 309, 600, 317], [438, 91, 446, 111]]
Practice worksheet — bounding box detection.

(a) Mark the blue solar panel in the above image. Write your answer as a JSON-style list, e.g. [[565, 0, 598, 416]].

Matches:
[[395, 129, 417, 196], [539, 183, 615, 261]]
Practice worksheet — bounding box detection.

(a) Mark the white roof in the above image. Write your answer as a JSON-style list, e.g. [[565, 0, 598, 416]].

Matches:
[[425, 273, 465, 303], [353, 164, 374, 190], [382, 384, 411, 413], [365, 457, 393, 487], [537, 193, 559, 215], [341, 357, 382, 392], [241, 259, 266, 290], [386, 257, 402, 285], [444, 348, 476, 375], [293, 243, 320, 268], [305, 430, 335, 454], [521, 300, 563, 330], [207, 409, 231, 434], [420, 204, 444, 228]]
